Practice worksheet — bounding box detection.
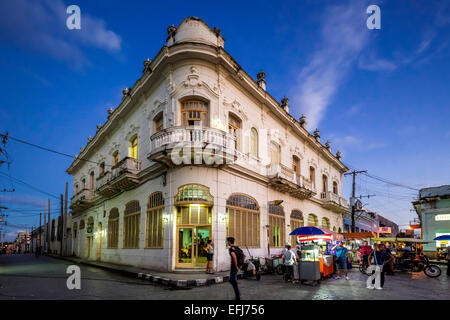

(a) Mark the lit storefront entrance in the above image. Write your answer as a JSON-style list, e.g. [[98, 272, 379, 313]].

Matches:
[[175, 184, 213, 268]]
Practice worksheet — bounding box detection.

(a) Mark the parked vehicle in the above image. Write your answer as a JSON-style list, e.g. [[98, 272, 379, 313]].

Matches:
[[241, 247, 262, 280], [394, 253, 441, 278], [261, 254, 284, 275]]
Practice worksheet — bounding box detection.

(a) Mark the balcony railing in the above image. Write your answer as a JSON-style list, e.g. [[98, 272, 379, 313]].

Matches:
[[266, 163, 295, 181], [295, 175, 314, 191], [150, 126, 236, 153], [96, 171, 111, 190], [111, 157, 141, 180], [71, 189, 94, 203], [320, 191, 348, 208]]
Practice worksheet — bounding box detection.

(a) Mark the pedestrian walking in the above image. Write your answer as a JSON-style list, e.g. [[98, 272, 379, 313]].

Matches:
[[282, 244, 296, 282], [206, 240, 214, 274], [332, 241, 349, 280], [227, 237, 243, 300]]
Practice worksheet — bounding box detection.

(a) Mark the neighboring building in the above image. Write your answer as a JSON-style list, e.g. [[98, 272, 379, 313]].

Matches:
[[66, 17, 349, 272], [343, 208, 378, 233], [376, 214, 399, 237], [413, 185, 450, 254], [13, 232, 31, 253]]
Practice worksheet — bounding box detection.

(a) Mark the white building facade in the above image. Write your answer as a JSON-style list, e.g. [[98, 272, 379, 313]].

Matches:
[[66, 17, 348, 272]]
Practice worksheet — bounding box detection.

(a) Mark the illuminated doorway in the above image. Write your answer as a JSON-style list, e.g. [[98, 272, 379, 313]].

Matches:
[[175, 184, 213, 268]]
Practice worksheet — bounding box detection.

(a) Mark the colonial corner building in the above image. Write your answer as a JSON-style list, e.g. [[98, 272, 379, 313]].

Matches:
[[66, 17, 349, 272]]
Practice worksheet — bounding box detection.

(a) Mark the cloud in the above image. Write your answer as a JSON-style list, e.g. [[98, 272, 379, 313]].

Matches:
[[292, 1, 370, 130], [330, 134, 386, 153], [358, 52, 398, 72], [0, 0, 122, 69]]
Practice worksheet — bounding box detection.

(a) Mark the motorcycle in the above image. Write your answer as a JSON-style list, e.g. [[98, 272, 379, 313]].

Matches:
[[394, 253, 441, 278]]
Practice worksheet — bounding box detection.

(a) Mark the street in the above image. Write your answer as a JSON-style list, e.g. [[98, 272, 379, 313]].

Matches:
[[0, 254, 449, 300]]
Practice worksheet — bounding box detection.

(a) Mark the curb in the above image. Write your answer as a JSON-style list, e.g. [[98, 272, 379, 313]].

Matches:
[[48, 254, 243, 288]]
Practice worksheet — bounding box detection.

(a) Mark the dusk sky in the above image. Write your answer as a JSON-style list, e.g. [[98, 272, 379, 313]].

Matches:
[[0, 0, 449, 241]]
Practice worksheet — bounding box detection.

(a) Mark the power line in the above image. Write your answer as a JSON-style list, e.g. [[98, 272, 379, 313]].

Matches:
[[0, 171, 59, 199], [0, 132, 111, 167]]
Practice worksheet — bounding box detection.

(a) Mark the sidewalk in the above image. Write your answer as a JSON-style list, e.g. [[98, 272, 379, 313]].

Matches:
[[48, 254, 242, 288]]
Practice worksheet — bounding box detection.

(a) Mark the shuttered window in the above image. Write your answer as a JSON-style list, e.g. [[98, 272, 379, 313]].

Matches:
[[146, 192, 164, 248], [269, 204, 285, 248], [123, 201, 140, 249], [108, 208, 119, 248], [322, 217, 330, 229], [290, 210, 304, 246], [226, 194, 260, 247]]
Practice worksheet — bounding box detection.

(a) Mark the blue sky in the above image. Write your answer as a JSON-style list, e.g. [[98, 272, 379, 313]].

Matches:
[[0, 0, 449, 241]]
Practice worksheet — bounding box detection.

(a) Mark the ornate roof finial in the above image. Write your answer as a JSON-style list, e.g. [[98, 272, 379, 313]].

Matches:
[[336, 150, 342, 160], [143, 58, 152, 73], [108, 107, 114, 115], [122, 87, 131, 99], [97, 123, 102, 130], [87, 136, 93, 142], [325, 140, 331, 151], [314, 128, 320, 142], [167, 24, 176, 36], [281, 96, 289, 113], [256, 70, 266, 90], [299, 114, 307, 128]]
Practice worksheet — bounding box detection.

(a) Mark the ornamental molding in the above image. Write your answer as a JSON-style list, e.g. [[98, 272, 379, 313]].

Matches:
[[125, 123, 140, 141], [146, 98, 167, 120], [108, 141, 120, 156], [223, 97, 248, 121], [290, 145, 304, 159], [308, 158, 318, 169], [170, 66, 219, 101]]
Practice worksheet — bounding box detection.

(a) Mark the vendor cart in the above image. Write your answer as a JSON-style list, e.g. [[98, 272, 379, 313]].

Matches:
[[319, 255, 334, 278], [299, 244, 321, 286]]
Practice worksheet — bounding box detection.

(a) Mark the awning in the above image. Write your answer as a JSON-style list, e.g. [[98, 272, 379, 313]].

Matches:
[[297, 234, 332, 242], [370, 237, 432, 243], [340, 232, 375, 239]]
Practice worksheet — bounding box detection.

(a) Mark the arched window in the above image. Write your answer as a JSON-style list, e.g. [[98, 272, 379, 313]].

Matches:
[[250, 127, 258, 157], [333, 181, 338, 195], [75, 184, 79, 194], [270, 141, 281, 165], [73, 222, 78, 238], [79, 220, 85, 230], [89, 172, 95, 191], [322, 175, 328, 193], [269, 203, 285, 248], [153, 112, 164, 133], [99, 162, 105, 176], [87, 216, 94, 233], [181, 100, 209, 127], [108, 208, 119, 248], [307, 214, 318, 227], [322, 217, 330, 229], [228, 113, 241, 151], [175, 184, 213, 205], [290, 210, 304, 245], [123, 201, 140, 248], [129, 134, 138, 159], [309, 167, 315, 188], [81, 178, 86, 190], [226, 194, 260, 247], [333, 226, 337, 232], [338, 227, 342, 233], [292, 155, 300, 178], [112, 150, 119, 166], [146, 192, 164, 248]]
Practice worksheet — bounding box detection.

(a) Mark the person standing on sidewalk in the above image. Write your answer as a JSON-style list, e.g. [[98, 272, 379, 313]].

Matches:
[[332, 242, 349, 280], [227, 237, 241, 300], [206, 240, 214, 274], [282, 244, 296, 282]]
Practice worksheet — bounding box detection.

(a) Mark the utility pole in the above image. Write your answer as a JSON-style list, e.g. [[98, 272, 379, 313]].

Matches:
[[64, 182, 68, 256], [43, 202, 46, 253], [60, 194, 64, 256], [344, 170, 367, 232], [39, 212, 42, 253], [47, 198, 50, 254]]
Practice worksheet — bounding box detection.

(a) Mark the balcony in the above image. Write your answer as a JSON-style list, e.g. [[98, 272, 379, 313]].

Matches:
[[94, 158, 141, 198], [70, 189, 95, 213], [320, 191, 348, 213], [266, 163, 316, 199], [148, 126, 236, 167]]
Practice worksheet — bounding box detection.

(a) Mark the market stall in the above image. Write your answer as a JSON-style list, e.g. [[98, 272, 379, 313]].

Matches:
[[290, 226, 342, 279]]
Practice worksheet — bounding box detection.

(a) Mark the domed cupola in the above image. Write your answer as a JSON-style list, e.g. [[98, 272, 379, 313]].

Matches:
[[166, 17, 225, 48]]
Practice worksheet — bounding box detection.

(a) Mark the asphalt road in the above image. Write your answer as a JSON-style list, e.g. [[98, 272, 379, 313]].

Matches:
[[0, 254, 449, 300]]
